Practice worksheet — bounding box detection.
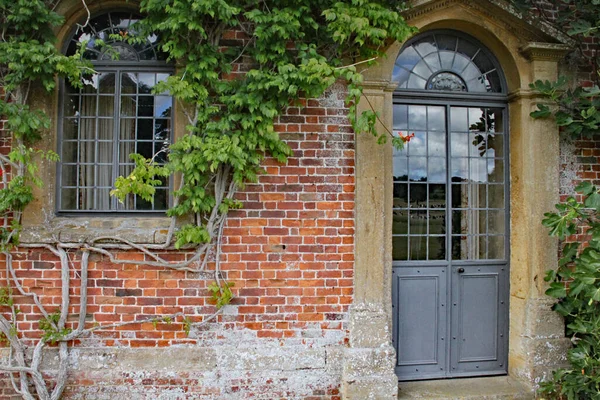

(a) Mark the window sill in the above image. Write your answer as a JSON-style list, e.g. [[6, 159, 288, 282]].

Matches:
[[20, 215, 175, 245]]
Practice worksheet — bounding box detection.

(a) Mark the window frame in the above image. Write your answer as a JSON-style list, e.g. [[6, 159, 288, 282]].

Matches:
[[56, 12, 175, 215]]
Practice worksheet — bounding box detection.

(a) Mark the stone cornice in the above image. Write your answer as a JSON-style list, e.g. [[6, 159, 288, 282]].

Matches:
[[405, 0, 575, 46], [520, 42, 572, 62]]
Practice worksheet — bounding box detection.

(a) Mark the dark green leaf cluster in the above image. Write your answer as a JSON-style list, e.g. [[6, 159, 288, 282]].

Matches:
[[540, 183, 600, 399], [530, 78, 600, 138]]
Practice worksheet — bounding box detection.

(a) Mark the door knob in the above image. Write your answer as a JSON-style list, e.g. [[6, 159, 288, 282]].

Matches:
[[457, 268, 465, 273]]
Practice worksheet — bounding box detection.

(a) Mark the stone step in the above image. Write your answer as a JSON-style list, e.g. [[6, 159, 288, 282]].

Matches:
[[398, 376, 534, 399]]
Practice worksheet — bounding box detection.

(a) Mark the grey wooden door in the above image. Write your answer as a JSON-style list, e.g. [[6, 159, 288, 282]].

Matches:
[[391, 104, 509, 381]]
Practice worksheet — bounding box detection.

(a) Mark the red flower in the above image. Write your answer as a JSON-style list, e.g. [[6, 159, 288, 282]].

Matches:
[[400, 132, 415, 143]]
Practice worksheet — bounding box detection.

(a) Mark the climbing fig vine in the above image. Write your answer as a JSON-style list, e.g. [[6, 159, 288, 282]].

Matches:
[[0, 0, 414, 399]]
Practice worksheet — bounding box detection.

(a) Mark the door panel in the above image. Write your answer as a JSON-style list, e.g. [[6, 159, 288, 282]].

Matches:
[[450, 265, 507, 375], [393, 266, 448, 380]]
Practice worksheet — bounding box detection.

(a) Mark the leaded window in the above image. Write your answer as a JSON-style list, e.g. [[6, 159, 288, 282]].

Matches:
[[58, 11, 172, 212]]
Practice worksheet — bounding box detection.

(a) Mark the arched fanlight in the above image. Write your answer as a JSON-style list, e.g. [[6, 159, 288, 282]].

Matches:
[[65, 11, 166, 62], [393, 31, 505, 93]]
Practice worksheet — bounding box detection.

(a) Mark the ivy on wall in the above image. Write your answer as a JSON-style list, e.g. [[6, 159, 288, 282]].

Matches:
[[0, 0, 415, 398]]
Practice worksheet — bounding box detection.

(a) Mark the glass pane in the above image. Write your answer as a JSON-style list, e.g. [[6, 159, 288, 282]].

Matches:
[[98, 119, 113, 141], [487, 159, 504, 183], [99, 73, 116, 94], [409, 157, 428, 182], [98, 96, 114, 116], [392, 236, 408, 260], [121, 73, 137, 94], [136, 141, 153, 158], [61, 165, 77, 186], [97, 142, 112, 164], [439, 50, 455, 70], [428, 131, 445, 157], [154, 189, 168, 210], [470, 158, 488, 183], [393, 156, 408, 181], [451, 158, 468, 182], [60, 188, 77, 210], [423, 53, 441, 72], [119, 142, 136, 164], [409, 184, 427, 208], [451, 132, 468, 158], [468, 108, 486, 131], [428, 106, 445, 131], [97, 165, 112, 185], [80, 96, 97, 116], [138, 73, 156, 94], [157, 73, 170, 94], [488, 210, 505, 235], [428, 236, 446, 260], [62, 119, 78, 140], [452, 184, 486, 209], [409, 236, 427, 260], [393, 183, 408, 208], [96, 188, 111, 210], [120, 96, 137, 116], [488, 184, 505, 208], [407, 74, 427, 89], [410, 210, 427, 234], [138, 96, 154, 117], [429, 184, 446, 208], [64, 96, 79, 117], [79, 164, 94, 187], [451, 107, 468, 131], [429, 211, 446, 235], [428, 157, 446, 183], [154, 142, 169, 163], [488, 236, 505, 259], [78, 141, 95, 164], [408, 132, 426, 156], [79, 187, 95, 210], [470, 132, 487, 157], [408, 106, 427, 130], [393, 210, 408, 234], [393, 104, 408, 130], [395, 46, 420, 71], [136, 119, 153, 140], [119, 118, 136, 141], [137, 196, 152, 210], [155, 119, 171, 141], [155, 96, 172, 117], [488, 133, 504, 158]]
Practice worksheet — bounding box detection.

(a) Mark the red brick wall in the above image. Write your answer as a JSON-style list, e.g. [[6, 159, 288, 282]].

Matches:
[[0, 85, 353, 399]]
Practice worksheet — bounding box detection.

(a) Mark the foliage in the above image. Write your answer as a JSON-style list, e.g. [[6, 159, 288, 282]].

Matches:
[[0, 0, 88, 250], [39, 312, 72, 345], [208, 281, 235, 309], [113, 0, 416, 248], [536, 183, 600, 399], [514, 1, 600, 398]]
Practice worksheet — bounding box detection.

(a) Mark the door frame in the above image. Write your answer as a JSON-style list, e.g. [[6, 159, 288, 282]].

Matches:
[[391, 97, 510, 381], [341, 3, 572, 397]]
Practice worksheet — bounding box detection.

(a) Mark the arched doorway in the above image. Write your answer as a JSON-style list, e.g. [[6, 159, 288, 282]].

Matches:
[[391, 30, 509, 381]]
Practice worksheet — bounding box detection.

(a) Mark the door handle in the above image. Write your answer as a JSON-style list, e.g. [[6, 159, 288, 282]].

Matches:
[[457, 268, 465, 273]]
